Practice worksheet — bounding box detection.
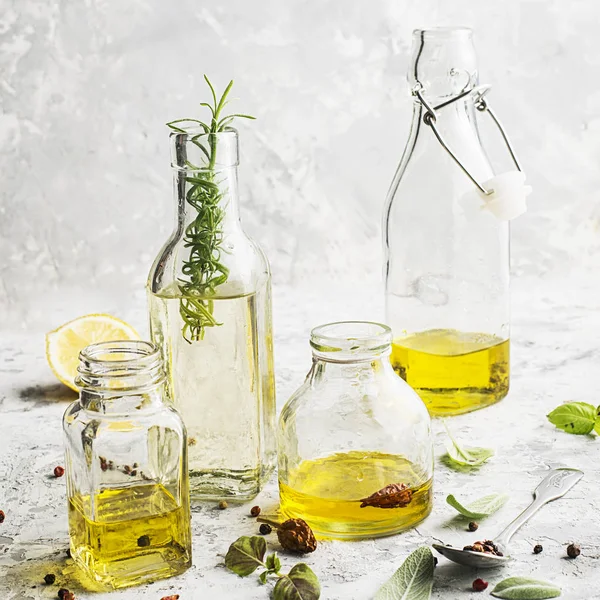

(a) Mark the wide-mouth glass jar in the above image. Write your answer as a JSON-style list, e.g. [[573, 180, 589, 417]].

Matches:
[[278, 322, 433, 540], [63, 340, 192, 589]]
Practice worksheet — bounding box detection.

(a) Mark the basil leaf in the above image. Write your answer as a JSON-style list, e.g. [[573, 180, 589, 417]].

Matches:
[[273, 563, 320, 600], [374, 546, 434, 600], [446, 493, 509, 519], [491, 576, 561, 599], [547, 401, 596, 435], [443, 421, 494, 468], [266, 552, 281, 573], [224, 536, 266, 577]]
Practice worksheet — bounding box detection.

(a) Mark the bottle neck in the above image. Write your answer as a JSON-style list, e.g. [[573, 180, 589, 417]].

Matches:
[[77, 341, 167, 414], [173, 167, 242, 233], [308, 353, 392, 385]]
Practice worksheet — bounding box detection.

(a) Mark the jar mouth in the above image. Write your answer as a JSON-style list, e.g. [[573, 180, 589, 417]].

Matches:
[[310, 321, 392, 361], [77, 340, 165, 394]]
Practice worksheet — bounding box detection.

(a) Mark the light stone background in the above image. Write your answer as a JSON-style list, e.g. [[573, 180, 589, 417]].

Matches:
[[2, 1, 600, 599]]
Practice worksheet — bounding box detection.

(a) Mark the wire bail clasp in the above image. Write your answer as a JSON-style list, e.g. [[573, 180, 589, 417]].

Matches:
[[412, 82, 522, 196]]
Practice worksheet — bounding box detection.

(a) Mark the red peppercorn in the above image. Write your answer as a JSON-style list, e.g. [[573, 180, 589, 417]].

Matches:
[[0, 510, 4, 523], [54, 466, 65, 478], [473, 578, 488, 592], [250, 505, 261, 517]]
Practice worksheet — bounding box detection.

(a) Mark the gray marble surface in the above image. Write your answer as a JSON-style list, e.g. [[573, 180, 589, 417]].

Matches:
[[1, 275, 599, 599]]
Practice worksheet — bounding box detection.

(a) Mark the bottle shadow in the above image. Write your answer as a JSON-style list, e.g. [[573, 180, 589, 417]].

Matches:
[[18, 383, 77, 406]]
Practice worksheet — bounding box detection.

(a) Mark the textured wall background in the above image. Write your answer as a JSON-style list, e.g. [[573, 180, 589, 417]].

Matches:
[[2, 0, 599, 331]]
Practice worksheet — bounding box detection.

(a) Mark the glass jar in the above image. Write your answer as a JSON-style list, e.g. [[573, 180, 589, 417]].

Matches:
[[147, 127, 276, 500], [278, 322, 433, 540], [63, 341, 192, 590], [383, 28, 510, 416]]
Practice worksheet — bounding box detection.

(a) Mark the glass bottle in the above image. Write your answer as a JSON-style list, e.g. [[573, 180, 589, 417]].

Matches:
[[278, 322, 433, 540], [62, 340, 192, 589], [147, 128, 276, 500], [384, 28, 510, 416]]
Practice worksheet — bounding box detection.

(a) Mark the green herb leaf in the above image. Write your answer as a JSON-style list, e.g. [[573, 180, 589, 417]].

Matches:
[[446, 493, 509, 519], [374, 546, 434, 600], [168, 76, 255, 342], [547, 402, 596, 435], [273, 563, 320, 600], [224, 536, 266, 577], [443, 420, 494, 468], [259, 570, 268, 585], [265, 552, 282, 573], [491, 576, 561, 599]]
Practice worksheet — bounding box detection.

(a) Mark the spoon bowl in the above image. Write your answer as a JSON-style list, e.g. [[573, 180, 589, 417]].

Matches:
[[432, 543, 509, 568], [433, 468, 583, 569]]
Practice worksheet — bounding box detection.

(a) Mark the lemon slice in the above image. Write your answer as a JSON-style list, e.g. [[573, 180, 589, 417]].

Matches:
[[46, 314, 140, 391]]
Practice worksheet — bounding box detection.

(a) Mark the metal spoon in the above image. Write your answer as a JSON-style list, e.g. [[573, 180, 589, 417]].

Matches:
[[432, 467, 583, 568]]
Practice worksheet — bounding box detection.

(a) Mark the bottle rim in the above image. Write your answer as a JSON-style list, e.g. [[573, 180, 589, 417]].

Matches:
[[412, 27, 473, 40], [310, 321, 392, 362], [169, 126, 239, 170], [76, 340, 166, 394]]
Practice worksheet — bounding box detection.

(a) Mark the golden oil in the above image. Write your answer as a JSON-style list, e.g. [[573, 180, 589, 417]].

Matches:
[[68, 483, 191, 589], [390, 329, 509, 416], [279, 451, 433, 539]]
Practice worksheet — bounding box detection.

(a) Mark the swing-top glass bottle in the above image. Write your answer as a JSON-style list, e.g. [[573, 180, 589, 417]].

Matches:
[[384, 28, 513, 416]]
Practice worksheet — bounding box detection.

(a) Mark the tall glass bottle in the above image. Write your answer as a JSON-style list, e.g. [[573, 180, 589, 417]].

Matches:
[[148, 127, 276, 500], [384, 28, 510, 416]]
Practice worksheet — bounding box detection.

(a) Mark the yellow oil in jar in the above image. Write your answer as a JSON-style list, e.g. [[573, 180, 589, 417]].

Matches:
[[279, 451, 433, 540], [68, 484, 191, 589], [390, 329, 509, 416]]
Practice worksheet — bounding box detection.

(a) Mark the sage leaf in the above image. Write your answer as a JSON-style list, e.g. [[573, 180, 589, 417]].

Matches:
[[547, 401, 596, 435], [446, 493, 509, 519], [443, 421, 494, 468], [273, 563, 320, 600], [225, 536, 266, 577], [491, 576, 561, 599], [374, 546, 434, 600]]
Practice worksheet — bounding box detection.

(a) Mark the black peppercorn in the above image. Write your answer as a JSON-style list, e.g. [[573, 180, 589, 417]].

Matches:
[[137, 535, 150, 547], [0, 509, 4, 523], [533, 544, 543, 554], [567, 543, 581, 558], [468, 521, 479, 532], [259, 523, 272, 535], [44, 574, 56, 585]]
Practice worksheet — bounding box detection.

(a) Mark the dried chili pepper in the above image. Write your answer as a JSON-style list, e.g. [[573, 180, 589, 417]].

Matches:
[[359, 482, 412, 509]]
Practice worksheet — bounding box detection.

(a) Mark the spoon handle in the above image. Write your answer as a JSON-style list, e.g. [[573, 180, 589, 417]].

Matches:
[[494, 468, 583, 548]]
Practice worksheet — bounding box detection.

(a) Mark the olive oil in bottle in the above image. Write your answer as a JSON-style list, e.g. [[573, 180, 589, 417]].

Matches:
[[390, 329, 509, 416], [279, 451, 433, 539], [68, 484, 191, 589]]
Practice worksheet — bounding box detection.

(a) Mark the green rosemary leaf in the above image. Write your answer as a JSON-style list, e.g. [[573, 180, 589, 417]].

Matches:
[[374, 546, 434, 600], [225, 536, 266, 577], [446, 493, 509, 519], [169, 76, 254, 342], [547, 401, 596, 435], [204, 74, 218, 107], [491, 577, 561, 599], [216, 80, 235, 115]]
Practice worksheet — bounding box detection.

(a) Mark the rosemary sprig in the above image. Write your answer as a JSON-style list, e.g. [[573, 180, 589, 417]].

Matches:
[[167, 76, 255, 342]]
